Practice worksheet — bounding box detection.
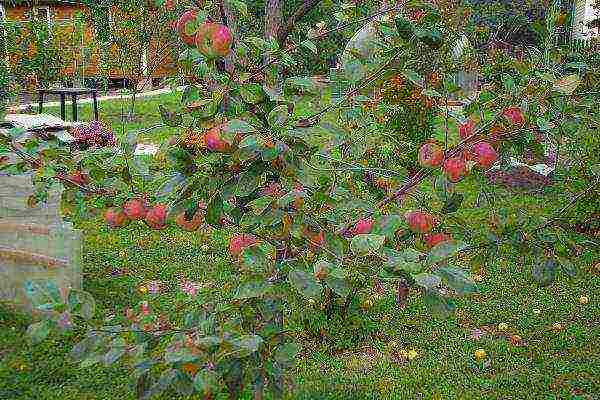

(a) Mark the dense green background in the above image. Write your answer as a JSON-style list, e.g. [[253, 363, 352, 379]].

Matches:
[[1, 93, 599, 399]]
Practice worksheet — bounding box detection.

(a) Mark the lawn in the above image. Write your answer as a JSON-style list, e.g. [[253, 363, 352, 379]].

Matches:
[[1, 93, 599, 400]]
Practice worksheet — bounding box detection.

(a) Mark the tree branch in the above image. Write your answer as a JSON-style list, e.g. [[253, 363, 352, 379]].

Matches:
[[277, 0, 324, 44]]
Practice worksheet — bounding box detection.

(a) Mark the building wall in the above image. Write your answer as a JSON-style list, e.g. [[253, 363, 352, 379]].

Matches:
[[2, 2, 176, 80], [573, 0, 599, 39]]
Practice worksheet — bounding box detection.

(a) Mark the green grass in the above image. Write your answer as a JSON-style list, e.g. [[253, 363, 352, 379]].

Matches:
[[42, 90, 182, 143], [1, 93, 600, 399]]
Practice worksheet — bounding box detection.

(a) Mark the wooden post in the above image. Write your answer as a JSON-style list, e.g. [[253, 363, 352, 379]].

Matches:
[[60, 94, 66, 121], [38, 90, 44, 114], [71, 93, 78, 122], [92, 90, 99, 121]]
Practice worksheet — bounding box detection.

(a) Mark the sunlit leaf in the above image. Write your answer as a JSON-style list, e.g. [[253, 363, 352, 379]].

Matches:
[[414, 273, 441, 289], [350, 234, 385, 255], [26, 320, 51, 343], [426, 241, 468, 266], [552, 74, 580, 95], [436, 266, 478, 295], [288, 269, 321, 299]]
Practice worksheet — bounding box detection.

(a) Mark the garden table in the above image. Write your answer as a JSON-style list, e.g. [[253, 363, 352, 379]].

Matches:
[[37, 87, 99, 122]]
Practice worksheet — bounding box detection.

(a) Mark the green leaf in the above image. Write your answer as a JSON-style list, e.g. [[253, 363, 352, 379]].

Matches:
[[193, 370, 220, 396], [413, 273, 441, 289], [267, 105, 290, 128], [501, 73, 516, 92], [164, 347, 197, 364], [240, 84, 266, 104], [80, 353, 103, 368], [426, 241, 468, 266], [238, 134, 259, 149], [424, 289, 456, 319], [234, 171, 261, 197], [104, 339, 126, 366], [288, 269, 322, 299], [552, 74, 580, 95], [26, 320, 51, 343], [240, 243, 276, 273], [384, 248, 423, 273], [67, 290, 96, 321], [247, 196, 273, 215], [436, 266, 478, 295], [223, 119, 257, 135], [24, 280, 63, 311], [350, 234, 386, 256], [285, 76, 318, 94], [274, 342, 300, 366], [70, 334, 101, 362], [536, 117, 551, 131], [142, 369, 178, 400], [395, 16, 414, 40], [324, 275, 351, 297], [415, 28, 443, 49], [558, 258, 577, 278], [158, 104, 183, 127], [157, 173, 187, 199], [441, 193, 463, 214], [234, 279, 270, 299], [372, 215, 404, 239], [403, 69, 424, 86], [300, 39, 318, 54], [206, 195, 223, 226], [233, 335, 263, 354], [246, 36, 270, 51], [533, 257, 557, 286]]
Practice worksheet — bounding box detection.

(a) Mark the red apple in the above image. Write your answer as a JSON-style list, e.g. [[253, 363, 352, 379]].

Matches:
[[176, 10, 199, 47], [502, 107, 525, 126], [229, 233, 259, 257], [123, 198, 149, 221], [195, 22, 232, 59], [424, 232, 452, 248], [105, 208, 129, 229], [443, 157, 467, 183], [472, 142, 498, 169], [459, 119, 476, 140], [176, 208, 204, 232], [418, 142, 444, 168], [203, 125, 231, 153], [350, 218, 375, 236], [303, 228, 325, 249], [405, 211, 438, 234], [145, 204, 169, 230], [69, 170, 89, 186]]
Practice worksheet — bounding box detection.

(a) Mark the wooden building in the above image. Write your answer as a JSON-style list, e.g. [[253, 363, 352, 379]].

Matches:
[[572, 0, 600, 40], [0, 0, 177, 87]]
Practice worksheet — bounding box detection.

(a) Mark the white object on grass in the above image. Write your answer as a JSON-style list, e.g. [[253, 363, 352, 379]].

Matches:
[[134, 143, 159, 156]]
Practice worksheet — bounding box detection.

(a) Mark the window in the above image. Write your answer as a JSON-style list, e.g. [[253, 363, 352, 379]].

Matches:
[[35, 6, 51, 27], [573, 0, 600, 39]]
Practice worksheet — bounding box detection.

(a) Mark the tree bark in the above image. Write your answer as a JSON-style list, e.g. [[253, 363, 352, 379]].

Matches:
[[276, 0, 324, 45], [219, 0, 238, 73], [264, 0, 283, 41]]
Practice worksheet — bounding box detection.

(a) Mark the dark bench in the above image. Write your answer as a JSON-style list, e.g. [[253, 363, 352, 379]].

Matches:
[[38, 88, 99, 122]]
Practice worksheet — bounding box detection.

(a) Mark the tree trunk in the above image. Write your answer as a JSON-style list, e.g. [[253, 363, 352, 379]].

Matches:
[[277, 0, 324, 45], [264, 0, 282, 42], [220, 0, 238, 73]]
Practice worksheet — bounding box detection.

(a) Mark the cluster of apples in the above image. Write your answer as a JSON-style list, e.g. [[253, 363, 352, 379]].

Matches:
[[418, 106, 525, 183], [105, 198, 205, 232], [176, 10, 232, 59]]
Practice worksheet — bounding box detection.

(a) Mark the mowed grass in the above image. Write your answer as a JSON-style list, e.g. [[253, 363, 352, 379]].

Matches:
[[1, 93, 600, 399]]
